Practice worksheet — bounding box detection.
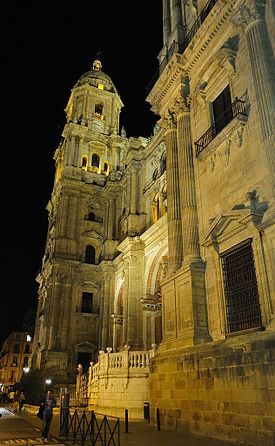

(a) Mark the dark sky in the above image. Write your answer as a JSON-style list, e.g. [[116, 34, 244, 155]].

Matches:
[[1, 1, 163, 345]]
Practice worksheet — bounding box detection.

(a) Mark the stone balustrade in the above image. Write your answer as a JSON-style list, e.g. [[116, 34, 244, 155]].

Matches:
[[87, 348, 155, 418]]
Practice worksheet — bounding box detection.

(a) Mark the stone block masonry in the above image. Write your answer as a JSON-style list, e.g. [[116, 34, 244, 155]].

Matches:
[[149, 331, 275, 446]]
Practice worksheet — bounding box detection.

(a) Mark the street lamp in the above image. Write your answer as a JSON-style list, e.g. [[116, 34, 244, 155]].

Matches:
[[23, 367, 30, 374], [44, 378, 52, 393]]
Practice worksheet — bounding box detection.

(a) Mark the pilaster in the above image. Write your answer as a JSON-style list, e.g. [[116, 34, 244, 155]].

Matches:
[[233, 0, 275, 192]]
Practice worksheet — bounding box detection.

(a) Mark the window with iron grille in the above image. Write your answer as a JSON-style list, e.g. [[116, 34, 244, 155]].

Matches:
[[220, 239, 262, 334]]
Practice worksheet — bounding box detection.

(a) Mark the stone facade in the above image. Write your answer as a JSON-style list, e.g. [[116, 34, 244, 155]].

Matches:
[[146, 0, 275, 444], [32, 0, 275, 444]]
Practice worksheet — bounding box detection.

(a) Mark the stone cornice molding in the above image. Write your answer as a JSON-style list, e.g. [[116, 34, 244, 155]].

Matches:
[[148, 0, 235, 111], [232, 0, 266, 30], [202, 207, 266, 248], [147, 54, 187, 115]]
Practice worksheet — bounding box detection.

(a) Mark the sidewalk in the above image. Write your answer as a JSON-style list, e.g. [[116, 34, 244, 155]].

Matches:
[[0, 405, 245, 446], [0, 407, 65, 445]]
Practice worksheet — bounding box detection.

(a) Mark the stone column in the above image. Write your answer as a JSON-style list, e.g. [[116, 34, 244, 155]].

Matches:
[[174, 85, 202, 266], [160, 113, 183, 272], [107, 197, 115, 239], [73, 136, 80, 167], [60, 282, 72, 350], [170, 0, 182, 32], [234, 0, 275, 190], [48, 276, 62, 350], [101, 275, 111, 349], [130, 162, 138, 215], [162, 0, 171, 44]]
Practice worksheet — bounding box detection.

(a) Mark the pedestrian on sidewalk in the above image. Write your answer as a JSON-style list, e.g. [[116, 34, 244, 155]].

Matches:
[[8, 389, 15, 411], [39, 389, 57, 443], [18, 390, 26, 412], [13, 390, 20, 412]]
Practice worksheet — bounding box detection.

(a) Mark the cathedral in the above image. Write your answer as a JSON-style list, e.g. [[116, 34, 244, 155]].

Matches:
[[32, 0, 275, 444]]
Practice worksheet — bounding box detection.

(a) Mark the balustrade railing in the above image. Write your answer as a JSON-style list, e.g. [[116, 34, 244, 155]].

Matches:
[[90, 349, 154, 382]]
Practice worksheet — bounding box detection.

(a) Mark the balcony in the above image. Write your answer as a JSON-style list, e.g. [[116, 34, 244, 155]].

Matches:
[[195, 98, 247, 157]]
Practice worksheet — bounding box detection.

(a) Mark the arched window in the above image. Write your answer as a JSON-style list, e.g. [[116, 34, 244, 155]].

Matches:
[[95, 102, 104, 116], [91, 153, 100, 169], [85, 245, 96, 264], [82, 156, 88, 170]]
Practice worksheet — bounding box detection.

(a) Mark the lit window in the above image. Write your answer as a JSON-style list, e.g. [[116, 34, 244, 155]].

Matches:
[[94, 102, 104, 116], [91, 153, 100, 171]]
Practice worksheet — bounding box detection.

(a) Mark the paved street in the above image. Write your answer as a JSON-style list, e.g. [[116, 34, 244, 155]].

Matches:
[[0, 405, 246, 446], [0, 407, 64, 445]]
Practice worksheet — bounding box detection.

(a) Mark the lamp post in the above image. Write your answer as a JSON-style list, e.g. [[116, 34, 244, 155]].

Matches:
[[44, 378, 52, 392]]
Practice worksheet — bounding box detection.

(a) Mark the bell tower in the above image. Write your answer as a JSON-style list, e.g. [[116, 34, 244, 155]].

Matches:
[[32, 58, 127, 385]]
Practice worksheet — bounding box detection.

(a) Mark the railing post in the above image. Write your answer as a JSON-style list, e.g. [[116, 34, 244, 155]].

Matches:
[[91, 410, 95, 446], [125, 408, 129, 433], [59, 387, 70, 438]]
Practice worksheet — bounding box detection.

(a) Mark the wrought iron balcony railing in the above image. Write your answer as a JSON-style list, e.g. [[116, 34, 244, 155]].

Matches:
[[194, 98, 247, 157]]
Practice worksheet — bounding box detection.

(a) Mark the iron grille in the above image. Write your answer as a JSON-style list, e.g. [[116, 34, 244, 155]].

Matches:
[[195, 98, 247, 156], [221, 239, 262, 334]]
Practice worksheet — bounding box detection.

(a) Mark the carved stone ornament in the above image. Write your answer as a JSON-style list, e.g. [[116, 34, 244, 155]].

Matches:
[[232, 0, 265, 29], [171, 78, 191, 115], [158, 110, 177, 131]]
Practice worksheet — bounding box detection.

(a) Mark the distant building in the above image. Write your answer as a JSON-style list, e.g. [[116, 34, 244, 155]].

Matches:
[[32, 0, 275, 444], [0, 331, 33, 392]]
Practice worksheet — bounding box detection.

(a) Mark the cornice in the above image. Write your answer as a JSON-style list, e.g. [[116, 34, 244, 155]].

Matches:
[[147, 0, 236, 112], [184, 0, 236, 75]]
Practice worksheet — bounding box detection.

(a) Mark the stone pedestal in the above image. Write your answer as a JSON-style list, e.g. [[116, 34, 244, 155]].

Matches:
[[161, 262, 211, 348]]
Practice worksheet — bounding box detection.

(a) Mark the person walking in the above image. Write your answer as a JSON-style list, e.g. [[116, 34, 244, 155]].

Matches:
[[9, 389, 15, 411], [40, 389, 56, 442], [18, 391, 26, 412], [13, 390, 20, 412]]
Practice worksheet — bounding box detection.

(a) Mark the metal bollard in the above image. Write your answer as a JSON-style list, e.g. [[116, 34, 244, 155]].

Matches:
[[125, 408, 129, 433], [156, 408, 160, 431]]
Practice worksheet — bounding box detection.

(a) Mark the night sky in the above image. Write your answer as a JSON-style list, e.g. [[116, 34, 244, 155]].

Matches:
[[1, 1, 162, 345]]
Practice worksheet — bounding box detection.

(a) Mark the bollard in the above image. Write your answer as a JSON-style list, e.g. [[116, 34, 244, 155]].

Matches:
[[125, 408, 129, 433], [59, 387, 70, 438], [156, 408, 160, 431]]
